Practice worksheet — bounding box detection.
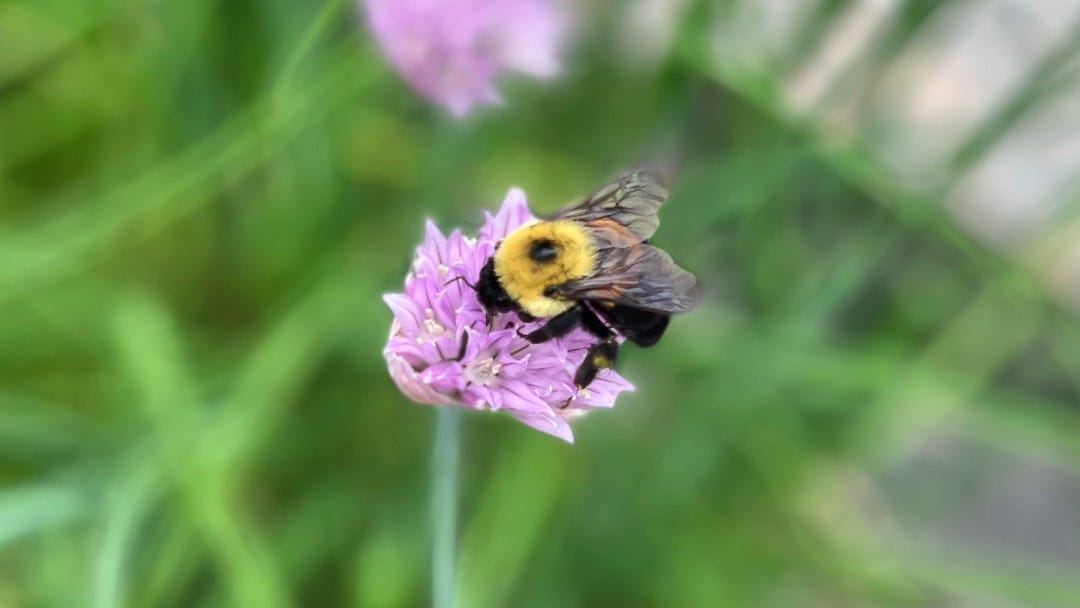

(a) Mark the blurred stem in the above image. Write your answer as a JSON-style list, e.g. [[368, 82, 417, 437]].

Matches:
[[272, 0, 348, 104], [431, 407, 461, 608]]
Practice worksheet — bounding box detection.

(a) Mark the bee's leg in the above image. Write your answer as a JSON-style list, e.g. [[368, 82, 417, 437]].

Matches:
[[579, 305, 614, 341], [518, 305, 582, 344], [555, 307, 617, 408], [561, 338, 619, 409], [574, 339, 618, 390]]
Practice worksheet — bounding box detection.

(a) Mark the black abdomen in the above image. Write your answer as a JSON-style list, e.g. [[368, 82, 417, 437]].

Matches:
[[593, 303, 670, 347]]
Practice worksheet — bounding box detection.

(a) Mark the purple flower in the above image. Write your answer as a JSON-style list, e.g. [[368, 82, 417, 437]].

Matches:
[[383, 188, 634, 442], [362, 0, 567, 116]]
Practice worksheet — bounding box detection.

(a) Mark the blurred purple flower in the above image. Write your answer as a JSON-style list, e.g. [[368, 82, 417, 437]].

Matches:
[[362, 0, 567, 116], [383, 189, 633, 442]]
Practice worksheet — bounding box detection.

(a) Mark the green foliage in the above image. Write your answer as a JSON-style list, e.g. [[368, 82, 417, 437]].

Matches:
[[2, 1, 1079, 607]]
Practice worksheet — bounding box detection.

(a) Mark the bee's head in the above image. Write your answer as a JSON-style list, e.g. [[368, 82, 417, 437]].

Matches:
[[476, 255, 516, 320]]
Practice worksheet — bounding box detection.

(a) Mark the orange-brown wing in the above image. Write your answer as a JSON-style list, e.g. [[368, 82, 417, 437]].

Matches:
[[551, 225, 698, 313], [549, 169, 668, 241]]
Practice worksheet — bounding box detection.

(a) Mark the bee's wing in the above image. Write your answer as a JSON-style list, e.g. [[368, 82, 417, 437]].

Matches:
[[549, 169, 668, 241], [553, 233, 699, 314]]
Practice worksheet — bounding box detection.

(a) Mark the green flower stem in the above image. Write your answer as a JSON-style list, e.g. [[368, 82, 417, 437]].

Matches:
[[431, 407, 461, 608]]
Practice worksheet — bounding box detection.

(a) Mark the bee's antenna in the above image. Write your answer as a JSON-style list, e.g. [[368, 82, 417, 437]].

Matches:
[[444, 275, 476, 290]]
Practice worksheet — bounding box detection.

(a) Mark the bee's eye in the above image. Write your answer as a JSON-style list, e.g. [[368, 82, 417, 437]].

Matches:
[[528, 239, 558, 263]]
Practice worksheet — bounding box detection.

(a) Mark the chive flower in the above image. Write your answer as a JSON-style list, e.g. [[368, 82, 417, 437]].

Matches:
[[383, 189, 633, 442], [361, 0, 567, 116]]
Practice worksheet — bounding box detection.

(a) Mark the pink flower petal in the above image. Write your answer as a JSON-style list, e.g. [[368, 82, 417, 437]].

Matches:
[[480, 188, 535, 243], [382, 293, 423, 336], [386, 353, 457, 406], [507, 408, 575, 443]]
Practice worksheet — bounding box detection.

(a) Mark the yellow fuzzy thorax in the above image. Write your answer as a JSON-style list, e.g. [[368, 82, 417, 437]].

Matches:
[[493, 220, 596, 318]]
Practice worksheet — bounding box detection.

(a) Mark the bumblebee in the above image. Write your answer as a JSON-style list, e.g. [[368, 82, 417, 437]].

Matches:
[[476, 169, 698, 395]]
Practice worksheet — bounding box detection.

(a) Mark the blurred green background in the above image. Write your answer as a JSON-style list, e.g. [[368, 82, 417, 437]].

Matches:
[[3, 1, 1080, 607]]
